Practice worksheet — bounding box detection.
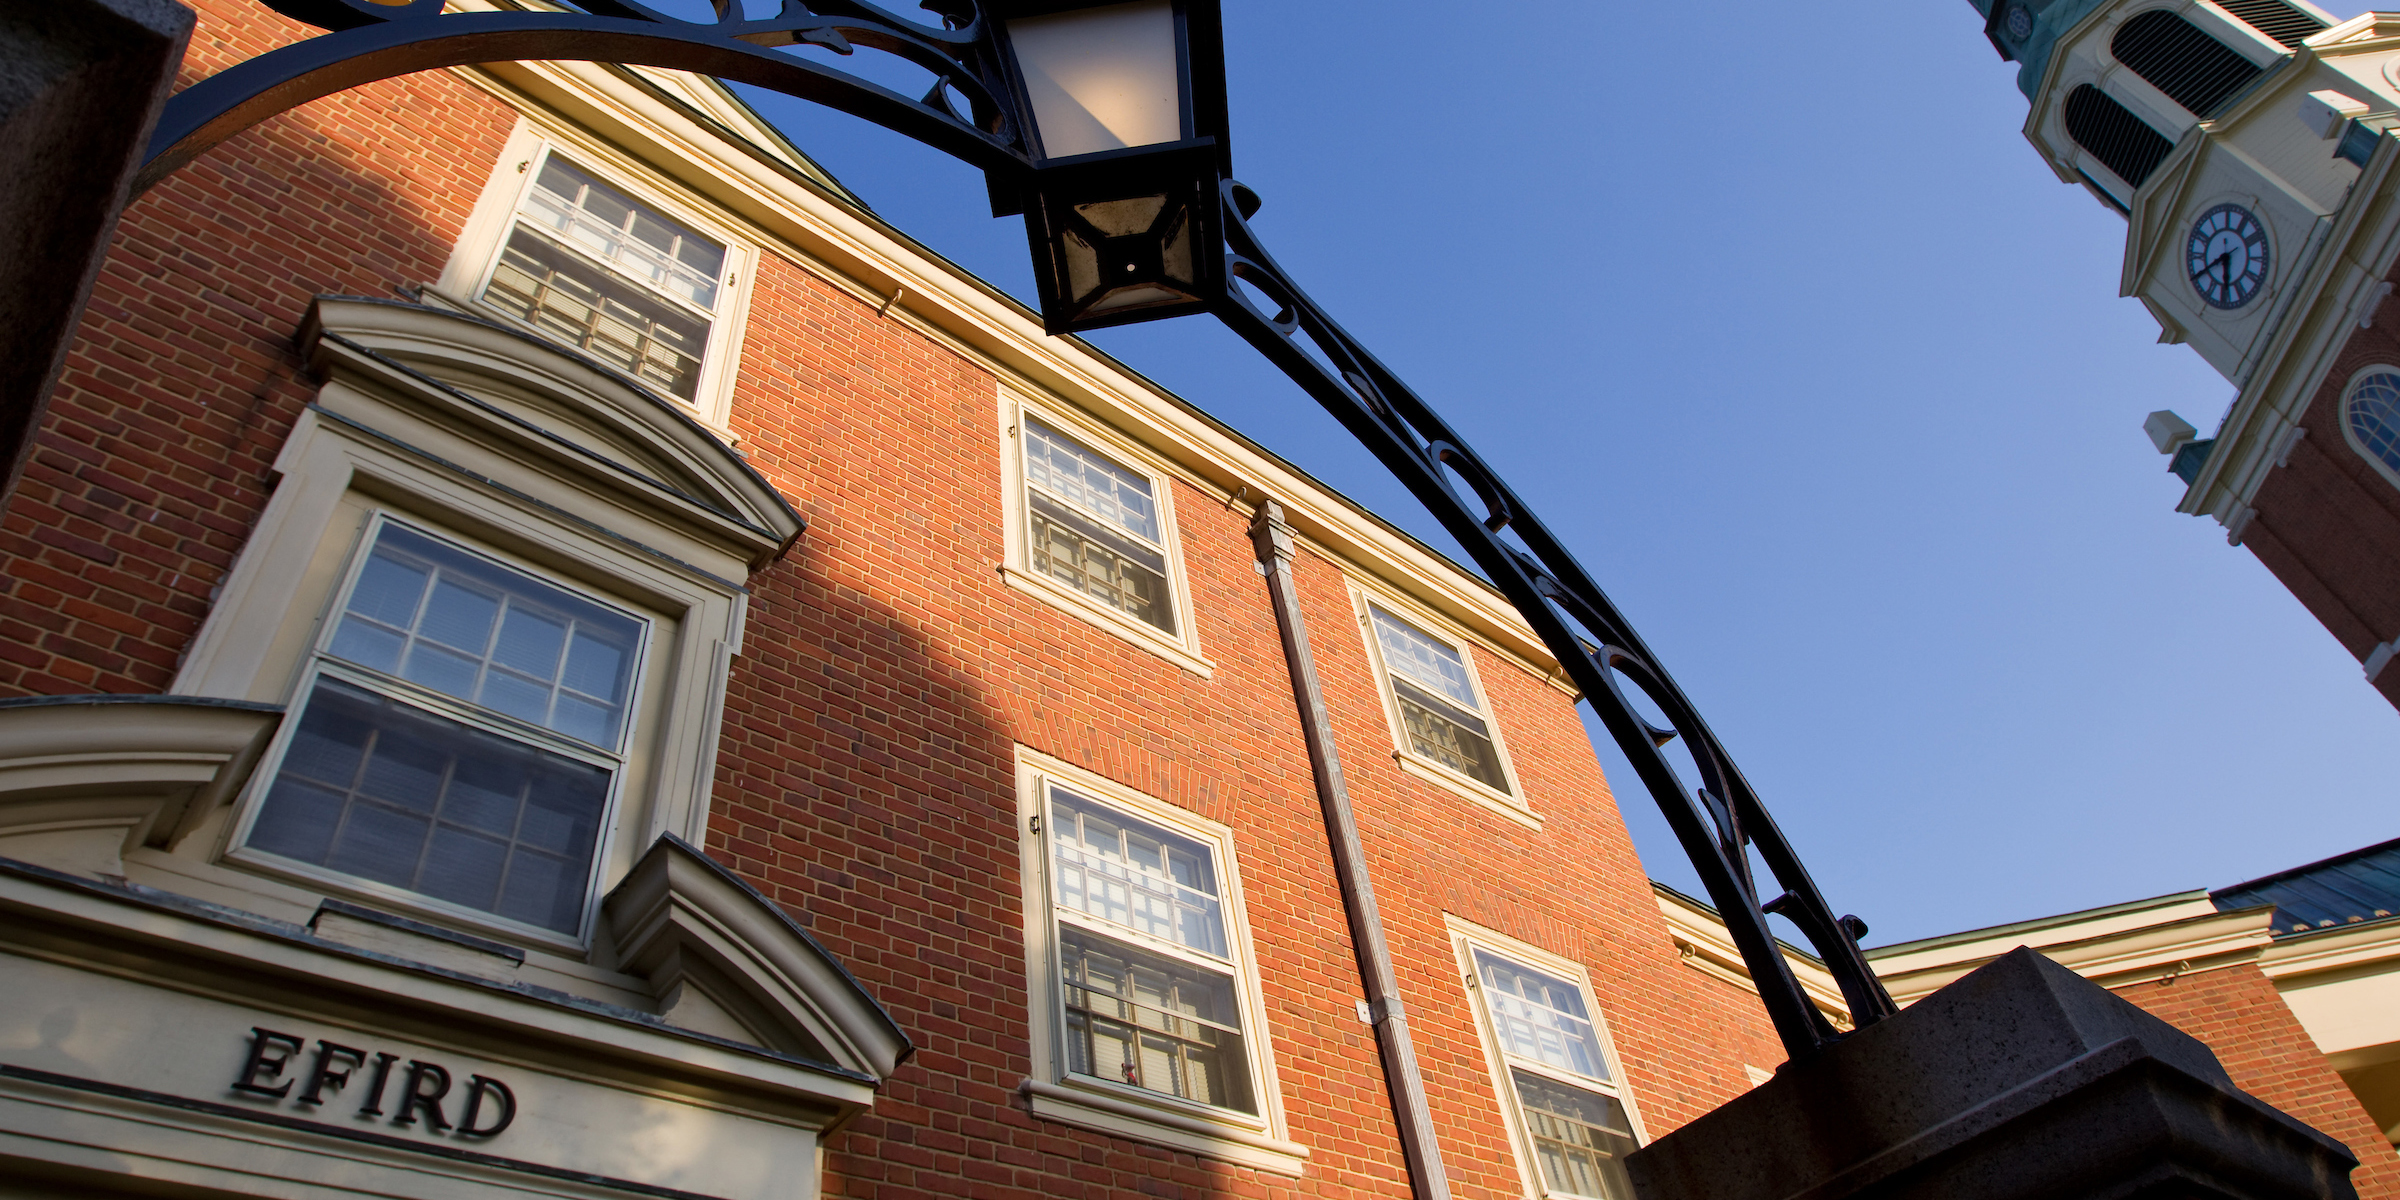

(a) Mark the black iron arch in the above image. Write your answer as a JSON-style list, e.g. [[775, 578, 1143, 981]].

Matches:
[[136, 0, 1898, 1062]]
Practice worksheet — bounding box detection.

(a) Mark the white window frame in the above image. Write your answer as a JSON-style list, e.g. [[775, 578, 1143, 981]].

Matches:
[[2339, 363, 2400, 493], [996, 392, 1212, 676], [436, 120, 759, 432], [221, 512, 654, 949], [1447, 916, 1650, 1200], [1012, 747, 1304, 1175], [1351, 584, 1531, 826]]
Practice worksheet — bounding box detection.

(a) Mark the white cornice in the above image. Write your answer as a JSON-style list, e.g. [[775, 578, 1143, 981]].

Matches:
[[2258, 917, 2400, 982], [1652, 885, 1853, 1028], [439, 58, 1571, 685], [1871, 902, 2275, 1004], [2183, 130, 2400, 522]]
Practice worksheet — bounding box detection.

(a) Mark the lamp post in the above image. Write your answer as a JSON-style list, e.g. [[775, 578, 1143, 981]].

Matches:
[[17, 3, 2367, 1197]]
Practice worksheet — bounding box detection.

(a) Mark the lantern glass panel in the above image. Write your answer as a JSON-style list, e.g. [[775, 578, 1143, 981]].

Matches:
[[1008, 1, 1184, 159]]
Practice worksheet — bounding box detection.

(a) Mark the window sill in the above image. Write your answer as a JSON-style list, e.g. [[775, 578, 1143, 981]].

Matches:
[[998, 566, 1215, 678], [1018, 1077, 1308, 1176], [1392, 752, 1540, 831]]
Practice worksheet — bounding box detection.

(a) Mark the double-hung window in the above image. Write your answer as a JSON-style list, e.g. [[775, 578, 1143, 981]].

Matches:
[[479, 150, 730, 404], [235, 518, 647, 939], [1021, 415, 1179, 635], [1457, 927, 1644, 1200], [1014, 753, 1299, 1171], [1364, 601, 1517, 796], [1047, 784, 1253, 1112]]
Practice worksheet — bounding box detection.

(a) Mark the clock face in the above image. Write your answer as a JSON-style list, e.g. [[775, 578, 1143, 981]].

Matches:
[[2187, 203, 2269, 311], [2004, 3, 2033, 40]]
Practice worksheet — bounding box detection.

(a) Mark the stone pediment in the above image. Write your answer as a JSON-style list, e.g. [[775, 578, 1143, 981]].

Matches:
[[299, 297, 803, 570], [0, 695, 282, 878], [603, 834, 913, 1081], [2123, 125, 2211, 300]]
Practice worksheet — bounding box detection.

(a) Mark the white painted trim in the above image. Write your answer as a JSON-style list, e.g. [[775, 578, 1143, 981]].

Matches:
[[1443, 914, 1651, 1200], [434, 54, 1574, 687], [996, 391, 1214, 675], [1010, 747, 1300, 1170], [434, 121, 761, 434], [2335, 363, 2400, 494], [1651, 884, 1852, 1029], [1348, 584, 1533, 822]]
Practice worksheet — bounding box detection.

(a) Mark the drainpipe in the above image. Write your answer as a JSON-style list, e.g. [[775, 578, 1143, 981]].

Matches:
[[1248, 499, 1451, 1200]]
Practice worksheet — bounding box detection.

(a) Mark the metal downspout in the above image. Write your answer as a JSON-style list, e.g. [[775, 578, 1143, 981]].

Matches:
[[1248, 499, 1452, 1200]]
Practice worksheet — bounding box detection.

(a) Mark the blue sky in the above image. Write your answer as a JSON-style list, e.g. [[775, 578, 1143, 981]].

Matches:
[[726, 0, 2397, 946]]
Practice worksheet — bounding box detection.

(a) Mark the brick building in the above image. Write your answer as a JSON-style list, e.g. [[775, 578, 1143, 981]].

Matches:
[[0, 4, 1820, 1199], [1966, 0, 2400, 708], [1864, 836, 2400, 1199]]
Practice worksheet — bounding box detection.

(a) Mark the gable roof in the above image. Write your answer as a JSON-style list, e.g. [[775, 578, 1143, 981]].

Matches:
[[2214, 836, 2400, 938]]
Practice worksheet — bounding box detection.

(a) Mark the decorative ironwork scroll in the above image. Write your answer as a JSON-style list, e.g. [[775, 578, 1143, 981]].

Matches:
[[134, 0, 1898, 1061], [137, 0, 1028, 194], [1210, 184, 1899, 1057]]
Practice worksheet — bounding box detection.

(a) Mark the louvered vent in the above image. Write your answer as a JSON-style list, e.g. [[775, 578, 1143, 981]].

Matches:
[[2213, 0, 2327, 50], [2064, 85, 2175, 189], [2112, 11, 2263, 117]]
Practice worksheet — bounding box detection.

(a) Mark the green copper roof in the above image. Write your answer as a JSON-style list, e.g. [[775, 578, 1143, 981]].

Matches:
[[1972, 0, 2112, 101]]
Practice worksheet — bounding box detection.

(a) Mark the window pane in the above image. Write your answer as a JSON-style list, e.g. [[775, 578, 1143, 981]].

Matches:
[[1023, 417, 1162, 544], [1510, 1069, 1637, 1200], [1059, 927, 1255, 1114], [1050, 787, 1226, 957], [483, 226, 712, 400], [1029, 492, 1176, 634], [1476, 950, 1607, 1080], [1371, 607, 1483, 709], [1393, 678, 1510, 792], [521, 154, 724, 311], [326, 524, 643, 751], [251, 677, 609, 934]]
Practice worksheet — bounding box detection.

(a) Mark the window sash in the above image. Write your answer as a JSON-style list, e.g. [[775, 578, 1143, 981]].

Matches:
[[1476, 948, 1609, 1081], [1057, 926, 1257, 1115], [516, 153, 725, 315], [1049, 787, 1228, 960], [1371, 606, 1485, 711], [1391, 677, 1510, 793], [1510, 1068, 1638, 1200], [1022, 417, 1165, 547], [1027, 490, 1178, 634], [1042, 784, 1257, 1117], [483, 226, 712, 402], [249, 674, 611, 935], [242, 518, 648, 941]]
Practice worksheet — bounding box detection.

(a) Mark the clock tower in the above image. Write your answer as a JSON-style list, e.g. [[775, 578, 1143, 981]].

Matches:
[[1975, 0, 2400, 708]]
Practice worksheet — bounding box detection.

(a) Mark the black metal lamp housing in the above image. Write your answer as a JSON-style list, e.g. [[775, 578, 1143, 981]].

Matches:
[[986, 0, 1230, 335]]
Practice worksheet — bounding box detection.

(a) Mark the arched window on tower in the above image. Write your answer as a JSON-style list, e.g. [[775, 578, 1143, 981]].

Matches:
[[2214, 0, 2328, 50], [2112, 10, 2263, 117], [2064, 85, 2174, 190], [2344, 369, 2400, 486]]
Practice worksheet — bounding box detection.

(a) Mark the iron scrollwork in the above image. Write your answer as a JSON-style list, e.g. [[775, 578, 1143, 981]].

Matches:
[[137, 0, 1030, 194], [1211, 181, 1898, 1058], [135, 0, 1896, 1061]]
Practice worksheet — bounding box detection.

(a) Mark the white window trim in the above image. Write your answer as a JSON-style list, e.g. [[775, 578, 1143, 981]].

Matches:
[[169, 297, 796, 964], [435, 120, 759, 433], [1350, 584, 1533, 828], [219, 512, 654, 951], [1012, 747, 1305, 1175], [2338, 362, 2400, 493], [997, 391, 1214, 677], [1446, 915, 1651, 1200]]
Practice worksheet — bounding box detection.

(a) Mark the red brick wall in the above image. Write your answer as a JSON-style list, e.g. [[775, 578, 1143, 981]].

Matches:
[[0, 5, 1797, 1199], [2242, 257, 2400, 711], [0, 0, 515, 698], [705, 250, 1789, 1199], [2114, 964, 2400, 1198]]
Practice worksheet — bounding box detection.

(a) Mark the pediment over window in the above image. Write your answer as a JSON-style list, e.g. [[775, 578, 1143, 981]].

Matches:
[[603, 834, 914, 1081], [0, 696, 282, 879], [299, 297, 802, 571]]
